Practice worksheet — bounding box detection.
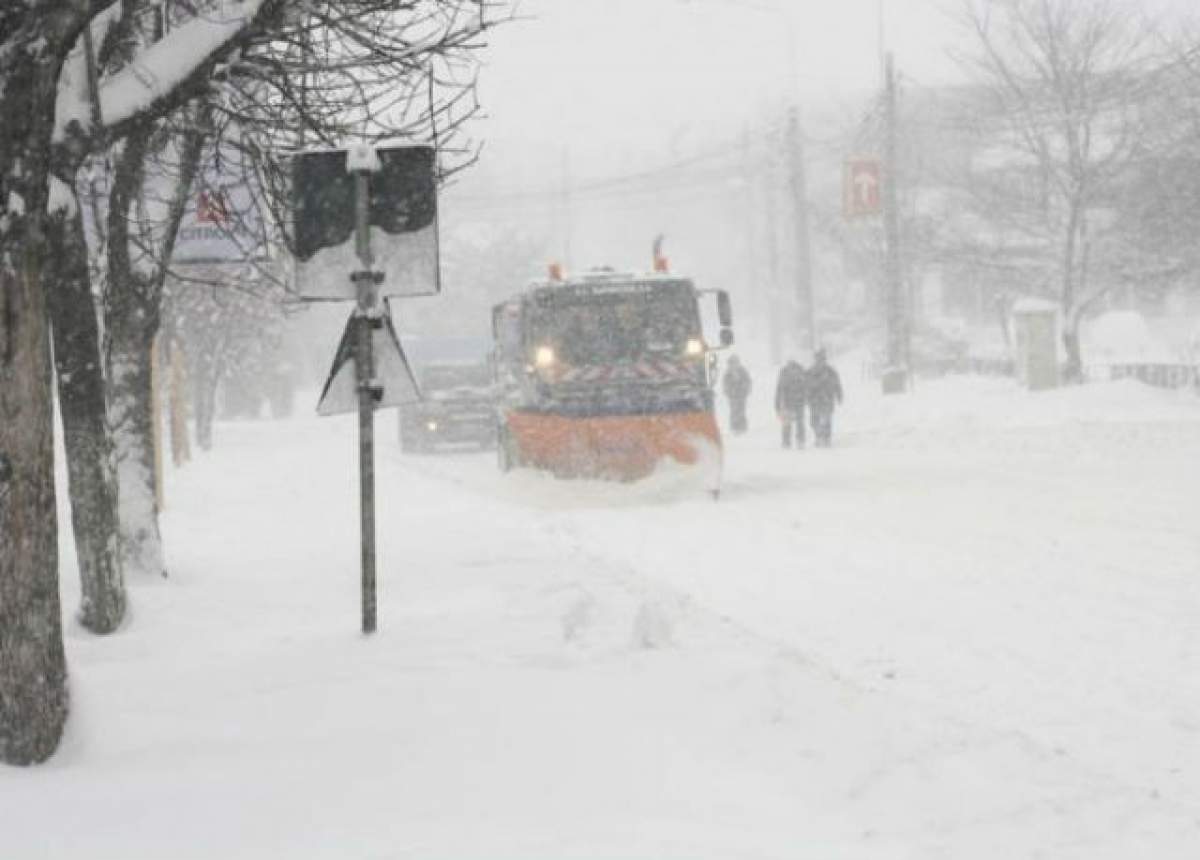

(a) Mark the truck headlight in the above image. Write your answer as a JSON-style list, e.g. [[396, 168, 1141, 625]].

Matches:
[[426, 420, 439, 432], [535, 345, 556, 368], [685, 338, 704, 356]]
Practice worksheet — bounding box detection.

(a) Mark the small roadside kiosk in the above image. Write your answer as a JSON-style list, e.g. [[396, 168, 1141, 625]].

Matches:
[[1011, 299, 1060, 391]]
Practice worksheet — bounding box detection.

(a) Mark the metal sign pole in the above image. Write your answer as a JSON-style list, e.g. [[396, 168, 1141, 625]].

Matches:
[[353, 169, 378, 635], [299, 145, 436, 634]]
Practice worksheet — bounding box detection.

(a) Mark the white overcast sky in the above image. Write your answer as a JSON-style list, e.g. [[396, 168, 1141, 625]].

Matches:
[[459, 0, 1194, 189], [470, 0, 941, 183]]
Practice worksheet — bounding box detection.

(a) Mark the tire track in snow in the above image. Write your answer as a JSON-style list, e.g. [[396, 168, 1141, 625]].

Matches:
[[381, 431, 1200, 843]]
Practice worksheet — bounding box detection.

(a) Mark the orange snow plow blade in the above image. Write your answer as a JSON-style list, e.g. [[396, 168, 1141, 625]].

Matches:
[[507, 411, 721, 481]]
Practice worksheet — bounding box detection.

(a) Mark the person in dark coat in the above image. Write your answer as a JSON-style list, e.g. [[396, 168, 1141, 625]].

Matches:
[[721, 355, 752, 434], [774, 359, 808, 448], [807, 348, 843, 447]]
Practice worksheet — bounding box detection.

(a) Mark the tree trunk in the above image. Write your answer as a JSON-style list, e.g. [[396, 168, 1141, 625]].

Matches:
[[45, 202, 126, 633], [109, 314, 167, 579], [1061, 202, 1084, 385], [1062, 319, 1084, 384], [0, 4, 89, 766], [192, 350, 220, 452], [104, 120, 168, 578], [0, 260, 69, 766], [168, 342, 191, 466], [994, 293, 1012, 353]]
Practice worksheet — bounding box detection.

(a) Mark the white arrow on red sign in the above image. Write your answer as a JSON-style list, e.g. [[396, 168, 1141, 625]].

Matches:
[[844, 158, 882, 218]]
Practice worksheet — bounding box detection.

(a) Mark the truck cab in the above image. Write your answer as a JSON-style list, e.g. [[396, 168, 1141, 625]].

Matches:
[[491, 270, 733, 482]]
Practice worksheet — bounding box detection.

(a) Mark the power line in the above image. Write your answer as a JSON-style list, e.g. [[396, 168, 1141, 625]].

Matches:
[[447, 140, 745, 206], [445, 116, 854, 213]]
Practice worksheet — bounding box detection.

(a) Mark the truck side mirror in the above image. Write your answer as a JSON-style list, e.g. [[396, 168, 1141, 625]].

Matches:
[[716, 290, 733, 328]]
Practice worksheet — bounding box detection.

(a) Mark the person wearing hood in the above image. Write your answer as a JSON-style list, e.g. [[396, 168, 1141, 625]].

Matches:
[[807, 348, 843, 447], [721, 355, 752, 434], [774, 358, 807, 449]]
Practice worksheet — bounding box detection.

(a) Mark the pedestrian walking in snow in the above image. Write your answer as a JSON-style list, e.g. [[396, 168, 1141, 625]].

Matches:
[[807, 348, 843, 447], [774, 358, 808, 449], [722, 355, 752, 434]]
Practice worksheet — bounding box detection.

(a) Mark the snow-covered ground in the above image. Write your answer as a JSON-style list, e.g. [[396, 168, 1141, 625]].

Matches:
[[4, 370, 1200, 858]]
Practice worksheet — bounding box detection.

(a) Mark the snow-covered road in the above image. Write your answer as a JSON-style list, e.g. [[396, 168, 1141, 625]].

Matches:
[[4, 376, 1199, 858]]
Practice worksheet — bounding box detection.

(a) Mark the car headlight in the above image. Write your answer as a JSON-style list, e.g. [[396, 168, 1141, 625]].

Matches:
[[534, 345, 556, 368], [426, 420, 439, 432], [685, 338, 704, 356]]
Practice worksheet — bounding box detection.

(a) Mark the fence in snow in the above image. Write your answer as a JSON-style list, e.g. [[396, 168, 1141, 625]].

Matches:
[[1099, 363, 1198, 390], [902, 355, 1198, 392]]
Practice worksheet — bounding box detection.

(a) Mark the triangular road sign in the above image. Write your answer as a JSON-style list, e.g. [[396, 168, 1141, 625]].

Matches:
[[317, 307, 422, 416]]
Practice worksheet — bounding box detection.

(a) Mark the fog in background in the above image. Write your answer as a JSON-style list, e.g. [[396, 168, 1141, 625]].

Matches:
[[289, 0, 1198, 389], [433, 0, 960, 346]]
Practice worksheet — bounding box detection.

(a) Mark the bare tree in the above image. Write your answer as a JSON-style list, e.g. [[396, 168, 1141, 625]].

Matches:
[[104, 112, 207, 579], [3, 0, 502, 765], [163, 263, 294, 450], [1106, 22, 1200, 302], [44, 1, 303, 630], [45, 179, 127, 634], [99, 1, 494, 577], [1, 0, 100, 768], [956, 0, 1162, 380]]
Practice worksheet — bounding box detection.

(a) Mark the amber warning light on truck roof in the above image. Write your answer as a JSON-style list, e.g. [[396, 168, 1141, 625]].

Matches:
[[652, 234, 669, 273]]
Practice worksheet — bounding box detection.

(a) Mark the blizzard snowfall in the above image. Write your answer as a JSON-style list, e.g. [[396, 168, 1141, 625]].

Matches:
[[3, 367, 1200, 859]]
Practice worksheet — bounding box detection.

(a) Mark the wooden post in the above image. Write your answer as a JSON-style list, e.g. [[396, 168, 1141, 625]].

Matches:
[[150, 334, 164, 511], [169, 341, 190, 467]]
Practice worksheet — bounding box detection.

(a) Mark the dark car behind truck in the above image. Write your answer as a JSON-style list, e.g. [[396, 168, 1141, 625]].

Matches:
[[399, 361, 496, 453]]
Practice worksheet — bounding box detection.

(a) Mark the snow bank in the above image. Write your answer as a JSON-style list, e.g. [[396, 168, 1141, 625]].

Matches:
[[842, 375, 1200, 440], [1082, 310, 1175, 364], [6, 373, 1198, 858]]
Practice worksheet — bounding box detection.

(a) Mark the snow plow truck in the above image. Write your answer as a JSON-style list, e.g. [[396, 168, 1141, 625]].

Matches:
[[491, 266, 734, 486]]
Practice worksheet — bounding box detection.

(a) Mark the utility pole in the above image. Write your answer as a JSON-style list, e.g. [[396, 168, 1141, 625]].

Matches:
[[675, 0, 816, 358], [882, 52, 909, 393], [741, 125, 766, 348], [560, 146, 573, 270], [787, 108, 817, 353], [763, 129, 783, 366], [877, 0, 886, 86]]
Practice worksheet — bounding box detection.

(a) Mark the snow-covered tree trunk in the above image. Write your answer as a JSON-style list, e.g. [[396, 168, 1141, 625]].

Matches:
[[192, 349, 221, 452], [104, 121, 172, 579], [0, 2, 83, 765], [1062, 322, 1084, 383], [0, 260, 70, 767], [46, 194, 127, 632], [1060, 198, 1085, 383], [109, 313, 166, 578]]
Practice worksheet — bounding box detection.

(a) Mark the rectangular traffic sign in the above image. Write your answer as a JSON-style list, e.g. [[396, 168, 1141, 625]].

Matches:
[[844, 158, 882, 218], [292, 145, 440, 300]]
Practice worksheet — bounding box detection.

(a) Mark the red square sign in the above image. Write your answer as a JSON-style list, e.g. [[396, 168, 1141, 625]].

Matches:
[[844, 159, 882, 218]]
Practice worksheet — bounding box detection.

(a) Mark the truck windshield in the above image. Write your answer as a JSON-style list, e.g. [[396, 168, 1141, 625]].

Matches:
[[532, 286, 699, 365]]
